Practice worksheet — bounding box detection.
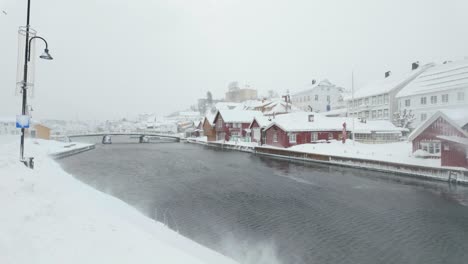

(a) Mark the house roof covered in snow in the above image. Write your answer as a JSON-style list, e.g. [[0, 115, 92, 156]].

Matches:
[[249, 115, 274, 129], [396, 60, 468, 98], [265, 112, 402, 133], [346, 63, 434, 100], [263, 100, 302, 116], [408, 111, 468, 141], [215, 110, 263, 123], [437, 135, 468, 146], [440, 108, 468, 127], [233, 100, 266, 110], [292, 79, 344, 96], [203, 112, 216, 126]]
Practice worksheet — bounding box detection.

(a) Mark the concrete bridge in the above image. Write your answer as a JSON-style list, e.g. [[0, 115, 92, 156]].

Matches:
[[67, 132, 181, 144]]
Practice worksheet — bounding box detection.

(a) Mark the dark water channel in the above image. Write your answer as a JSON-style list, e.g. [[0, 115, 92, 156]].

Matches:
[[58, 138, 468, 264]]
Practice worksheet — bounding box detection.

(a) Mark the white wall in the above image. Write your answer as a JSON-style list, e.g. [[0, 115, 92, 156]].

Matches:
[[397, 87, 468, 128]]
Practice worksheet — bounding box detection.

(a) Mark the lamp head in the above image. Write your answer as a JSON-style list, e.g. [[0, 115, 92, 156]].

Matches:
[[39, 48, 53, 60]]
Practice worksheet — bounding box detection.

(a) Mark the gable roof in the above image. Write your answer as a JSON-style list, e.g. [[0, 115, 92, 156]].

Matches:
[[292, 79, 344, 97], [396, 59, 468, 98], [440, 108, 468, 127], [408, 111, 468, 141], [264, 112, 402, 133], [346, 63, 433, 100], [248, 116, 274, 129], [214, 109, 263, 124]]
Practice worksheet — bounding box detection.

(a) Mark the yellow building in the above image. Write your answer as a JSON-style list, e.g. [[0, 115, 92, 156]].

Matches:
[[30, 124, 51, 140]]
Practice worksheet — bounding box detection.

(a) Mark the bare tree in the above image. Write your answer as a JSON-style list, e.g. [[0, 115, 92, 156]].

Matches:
[[393, 109, 415, 130]]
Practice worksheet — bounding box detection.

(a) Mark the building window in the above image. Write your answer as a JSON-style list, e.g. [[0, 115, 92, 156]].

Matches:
[[273, 132, 278, 142], [457, 92, 465, 101], [442, 94, 449, 103], [430, 95, 437, 104], [420, 97, 427, 105], [328, 132, 333, 140], [232, 123, 241, 128], [405, 99, 411, 107], [311, 132, 318, 142], [372, 110, 377, 119], [371, 96, 376, 105], [421, 113, 427, 121], [358, 99, 362, 106], [308, 95, 311, 101], [384, 94, 389, 104], [364, 98, 369, 105], [289, 133, 297, 143], [378, 110, 383, 118], [217, 120, 223, 128], [378, 95, 383, 105], [327, 95, 331, 102], [315, 95, 318, 101], [383, 109, 389, 118], [420, 141, 441, 155], [365, 111, 370, 118]]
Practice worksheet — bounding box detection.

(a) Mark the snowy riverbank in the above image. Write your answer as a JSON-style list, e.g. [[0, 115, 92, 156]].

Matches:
[[0, 137, 238, 264]]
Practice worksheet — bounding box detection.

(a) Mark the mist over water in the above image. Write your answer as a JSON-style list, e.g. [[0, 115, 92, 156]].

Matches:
[[59, 139, 468, 264]]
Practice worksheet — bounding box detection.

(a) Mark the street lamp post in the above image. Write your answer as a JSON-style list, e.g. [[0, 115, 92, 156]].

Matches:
[[19, 0, 53, 168]]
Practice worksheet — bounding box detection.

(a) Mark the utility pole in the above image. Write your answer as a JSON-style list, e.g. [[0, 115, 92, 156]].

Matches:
[[19, 0, 32, 165], [351, 70, 355, 145]]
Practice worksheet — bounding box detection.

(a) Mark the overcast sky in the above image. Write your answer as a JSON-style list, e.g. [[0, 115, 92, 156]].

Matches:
[[1, 0, 467, 120]]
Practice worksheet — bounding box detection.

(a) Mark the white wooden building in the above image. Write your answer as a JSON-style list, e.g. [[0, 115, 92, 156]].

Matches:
[[396, 60, 468, 129], [345, 63, 433, 123], [291, 79, 346, 113]]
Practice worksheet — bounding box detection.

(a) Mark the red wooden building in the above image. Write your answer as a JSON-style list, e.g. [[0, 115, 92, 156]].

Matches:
[[263, 112, 350, 148], [212, 110, 262, 141], [408, 111, 468, 168]]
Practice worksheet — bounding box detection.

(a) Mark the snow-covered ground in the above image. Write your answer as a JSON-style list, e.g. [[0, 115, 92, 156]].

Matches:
[[287, 140, 443, 168], [0, 137, 238, 264]]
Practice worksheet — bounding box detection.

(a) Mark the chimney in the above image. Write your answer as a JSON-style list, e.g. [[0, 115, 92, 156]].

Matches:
[[412, 61, 420, 70], [385, 71, 391, 78], [312, 79, 316, 85]]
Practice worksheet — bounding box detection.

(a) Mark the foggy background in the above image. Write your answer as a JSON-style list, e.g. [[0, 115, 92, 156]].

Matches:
[[1, 0, 467, 120]]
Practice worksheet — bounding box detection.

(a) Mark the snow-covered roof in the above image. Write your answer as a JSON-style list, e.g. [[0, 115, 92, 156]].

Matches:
[[439, 108, 468, 127], [346, 64, 433, 100], [408, 111, 468, 141], [437, 135, 468, 146], [233, 100, 266, 110], [249, 115, 274, 129], [263, 100, 302, 116], [292, 79, 344, 96], [323, 108, 348, 117], [216, 110, 263, 123], [214, 102, 241, 110], [265, 112, 401, 133], [397, 60, 468, 98], [353, 120, 405, 134]]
